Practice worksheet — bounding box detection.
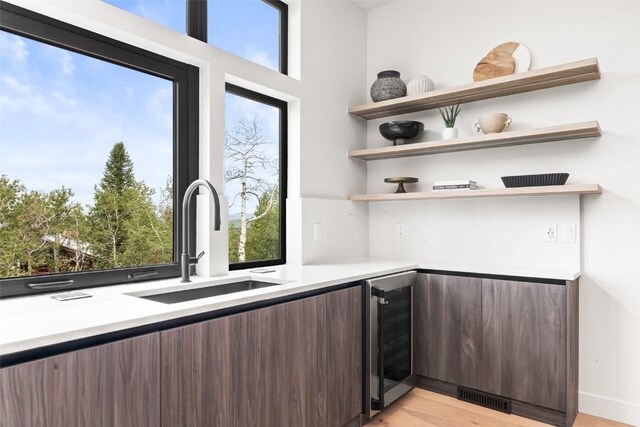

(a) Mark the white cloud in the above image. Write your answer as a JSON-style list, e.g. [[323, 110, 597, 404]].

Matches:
[[124, 86, 135, 101], [0, 33, 29, 64], [0, 74, 53, 116], [244, 47, 278, 71], [147, 84, 173, 130], [60, 51, 75, 76]]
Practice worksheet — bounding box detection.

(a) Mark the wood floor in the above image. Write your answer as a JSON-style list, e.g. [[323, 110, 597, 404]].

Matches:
[[367, 388, 633, 427]]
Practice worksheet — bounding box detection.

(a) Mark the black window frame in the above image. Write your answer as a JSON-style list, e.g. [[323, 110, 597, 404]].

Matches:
[[0, 1, 199, 298], [187, 0, 289, 75], [225, 83, 287, 271]]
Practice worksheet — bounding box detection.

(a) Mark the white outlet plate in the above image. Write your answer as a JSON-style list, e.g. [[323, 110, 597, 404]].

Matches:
[[543, 224, 557, 242], [559, 223, 577, 243], [397, 223, 406, 238], [313, 223, 322, 241]]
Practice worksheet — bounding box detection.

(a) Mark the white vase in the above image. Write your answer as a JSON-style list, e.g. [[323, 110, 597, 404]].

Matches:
[[442, 127, 458, 140], [406, 75, 435, 96]]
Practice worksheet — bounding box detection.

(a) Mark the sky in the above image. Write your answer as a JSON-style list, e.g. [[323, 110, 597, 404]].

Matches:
[[0, 0, 281, 217]]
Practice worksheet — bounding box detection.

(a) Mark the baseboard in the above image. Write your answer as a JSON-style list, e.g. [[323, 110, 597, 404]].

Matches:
[[579, 391, 640, 426]]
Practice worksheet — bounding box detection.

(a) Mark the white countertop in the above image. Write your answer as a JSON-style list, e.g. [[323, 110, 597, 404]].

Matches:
[[0, 258, 579, 356], [0, 259, 417, 356], [415, 260, 581, 281]]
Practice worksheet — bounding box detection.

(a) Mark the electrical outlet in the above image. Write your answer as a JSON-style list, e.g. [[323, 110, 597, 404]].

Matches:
[[397, 223, 406, 238], [543, 224, 557, 243], [559, 224, 577, 243], [313, 223, 322, 241]]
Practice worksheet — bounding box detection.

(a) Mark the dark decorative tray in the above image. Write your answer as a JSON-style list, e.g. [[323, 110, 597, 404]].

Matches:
[[501, 173, 569, 188]]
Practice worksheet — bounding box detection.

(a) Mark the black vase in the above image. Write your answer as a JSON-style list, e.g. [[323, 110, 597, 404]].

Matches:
[[370, 70, 407, 102]]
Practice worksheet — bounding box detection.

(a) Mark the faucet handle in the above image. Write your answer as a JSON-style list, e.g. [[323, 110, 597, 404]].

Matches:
[[190, 251, 205, 264]]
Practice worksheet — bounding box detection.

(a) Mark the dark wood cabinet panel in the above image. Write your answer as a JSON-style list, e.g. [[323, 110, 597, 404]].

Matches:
[[0, 353, 76, 427], [0, 333, 160, 427], [161, 315, 233, 426], [1, 287, 361, 427], [322, 286, 362, 426], [161, 285, 362, 427], [481, 278, 566, 411], [565, 279, 579, 426], [415, 272, 578, 426], [77, 333, 160, 427], [415, 273, 482, 389]]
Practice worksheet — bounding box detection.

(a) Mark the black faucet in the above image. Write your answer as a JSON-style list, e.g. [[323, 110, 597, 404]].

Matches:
[[181, 179, 221, 283]]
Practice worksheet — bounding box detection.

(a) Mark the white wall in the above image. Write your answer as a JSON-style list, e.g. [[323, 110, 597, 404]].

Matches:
[[367, 1, 640, 423], [296, 0, 370, 264]]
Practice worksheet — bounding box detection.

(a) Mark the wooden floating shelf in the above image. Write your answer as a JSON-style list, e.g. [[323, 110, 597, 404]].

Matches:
[[348, 121, 601, 161], [348, 184, 602, 202], [349, 58, 600, 120]]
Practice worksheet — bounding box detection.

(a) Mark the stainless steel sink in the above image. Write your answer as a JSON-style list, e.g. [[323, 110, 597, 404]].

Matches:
[[129, 279, 285, 304]]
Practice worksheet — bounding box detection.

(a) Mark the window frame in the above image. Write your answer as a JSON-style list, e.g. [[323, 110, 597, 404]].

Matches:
[[225, 83, 287, 271], [187, 0, 289, 75], [0, 2, 199, 298]]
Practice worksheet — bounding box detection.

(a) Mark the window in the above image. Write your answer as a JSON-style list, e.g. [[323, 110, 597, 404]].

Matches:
[[102, 0, 186, 33], [208, 0, 286, 73], [225, 84, 287, 269], [0, 3, 198, 298], [103, 0, 288, 74]]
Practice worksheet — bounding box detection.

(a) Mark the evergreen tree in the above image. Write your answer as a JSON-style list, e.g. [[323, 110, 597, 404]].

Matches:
[[89, 142, 138, 268], [88, 143, 174, 269], [100, 141, 135, 195]]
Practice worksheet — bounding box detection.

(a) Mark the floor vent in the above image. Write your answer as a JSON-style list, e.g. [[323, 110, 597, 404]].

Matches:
[[457, 386, 512, 414]]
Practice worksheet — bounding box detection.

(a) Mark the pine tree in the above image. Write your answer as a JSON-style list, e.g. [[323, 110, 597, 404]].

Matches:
[[100, 141, 135, 194], [89, 142, 138, 268]]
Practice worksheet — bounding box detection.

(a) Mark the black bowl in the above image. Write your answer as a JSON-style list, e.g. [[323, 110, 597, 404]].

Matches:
[[501, 173, 569, 188], [379, 121, 424, 146]]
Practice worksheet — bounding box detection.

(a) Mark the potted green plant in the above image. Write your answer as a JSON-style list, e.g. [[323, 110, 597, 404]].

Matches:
[[439, 101, 462, 140]]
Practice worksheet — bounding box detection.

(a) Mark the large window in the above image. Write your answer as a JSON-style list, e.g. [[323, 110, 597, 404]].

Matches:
[[104, 0, 288, 74], [0, 3, 198, 298], [225, 84, 287, 269], [208, 0, 286, 73], [102, 0, 186, 33]]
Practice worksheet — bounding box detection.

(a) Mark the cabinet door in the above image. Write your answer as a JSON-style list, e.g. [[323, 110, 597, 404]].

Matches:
[[319, 286, 362, 427], [0, 353, 76, 427], [161, 286, 362, 427], [415, 273, 482, 389], [0, 333, 160, 427], [76, 333, 161, 426], [481, 279, 566, 411]]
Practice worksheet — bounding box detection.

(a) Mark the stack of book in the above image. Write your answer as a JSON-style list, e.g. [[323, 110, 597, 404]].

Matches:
[[432, 180, 479, 191]]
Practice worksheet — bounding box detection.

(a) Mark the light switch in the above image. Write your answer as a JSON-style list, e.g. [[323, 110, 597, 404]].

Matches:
[[313, 223, 322, 241], [559, 224, 577, 243], [397, 223, 406, 238]]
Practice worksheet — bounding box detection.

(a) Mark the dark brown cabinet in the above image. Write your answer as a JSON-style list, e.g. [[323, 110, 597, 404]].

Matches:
[[1, 285, 362, 427], [161, 285, 362, 427], [415, 273, 482, 389], [0, 333, 160, 427], [481, 278, 566, 411], [415, 272, 578, 427], [0, 352, 76, 427]]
